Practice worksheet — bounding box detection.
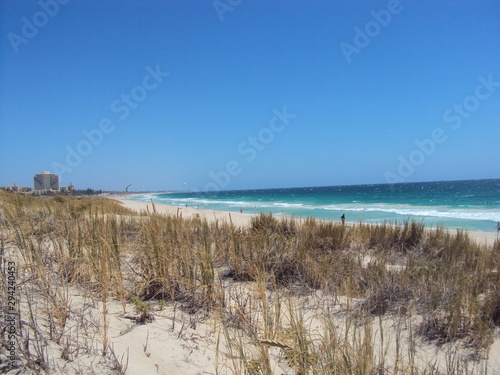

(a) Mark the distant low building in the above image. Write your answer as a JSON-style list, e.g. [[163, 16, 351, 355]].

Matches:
[[34, 171, 60, 191], [0, 186, 18, 192], [59, 183, 74, 194]]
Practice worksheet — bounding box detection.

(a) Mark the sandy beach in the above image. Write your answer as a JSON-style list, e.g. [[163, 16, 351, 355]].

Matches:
[[2, 191, 499, 374], [113, 194, 252, 228], [109, 195, 499, 374], [114, 195, 499, 246]]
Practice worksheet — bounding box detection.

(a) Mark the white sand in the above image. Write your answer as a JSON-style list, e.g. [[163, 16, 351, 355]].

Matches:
[[114, 195, 254, 228], [467, 231, 498, 246]]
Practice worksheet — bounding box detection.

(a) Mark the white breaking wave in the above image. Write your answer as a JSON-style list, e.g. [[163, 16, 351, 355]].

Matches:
[[321, 205, 500, 222], [151, 197, 305, 209], [263, 203, 305, 208], [133, 194, 157, 202]]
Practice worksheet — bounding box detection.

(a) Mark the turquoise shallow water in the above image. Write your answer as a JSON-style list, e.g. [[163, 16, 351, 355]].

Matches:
[[132, 179, 500, 233]]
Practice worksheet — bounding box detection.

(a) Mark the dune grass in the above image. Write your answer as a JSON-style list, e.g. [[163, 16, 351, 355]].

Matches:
[[0, 191, 498, 374]]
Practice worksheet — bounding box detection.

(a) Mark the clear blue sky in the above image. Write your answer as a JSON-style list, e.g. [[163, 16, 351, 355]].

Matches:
[[1, 0, 498, 191]]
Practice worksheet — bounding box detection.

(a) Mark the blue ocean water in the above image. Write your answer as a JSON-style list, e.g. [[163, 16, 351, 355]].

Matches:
[[132, 179, 500, 233]]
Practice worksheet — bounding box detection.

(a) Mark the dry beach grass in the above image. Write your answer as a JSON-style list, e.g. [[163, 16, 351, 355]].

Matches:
[[0, 191, 499, 374]]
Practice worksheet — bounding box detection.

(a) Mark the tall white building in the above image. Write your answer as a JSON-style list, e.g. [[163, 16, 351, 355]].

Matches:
[[34, 171, 60, 191]]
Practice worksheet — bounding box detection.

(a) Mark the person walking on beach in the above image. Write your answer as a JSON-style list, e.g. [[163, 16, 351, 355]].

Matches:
[[340, 214, 345, 225], [497, 222, 500, 237]]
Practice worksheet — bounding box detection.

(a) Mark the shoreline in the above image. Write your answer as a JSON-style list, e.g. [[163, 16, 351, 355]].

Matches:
[[112, 195, 498, 246], [113, 195, 254, 227]]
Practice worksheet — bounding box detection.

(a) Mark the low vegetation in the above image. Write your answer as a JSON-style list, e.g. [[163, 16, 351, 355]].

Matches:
[[1, 191, 498, 374]]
